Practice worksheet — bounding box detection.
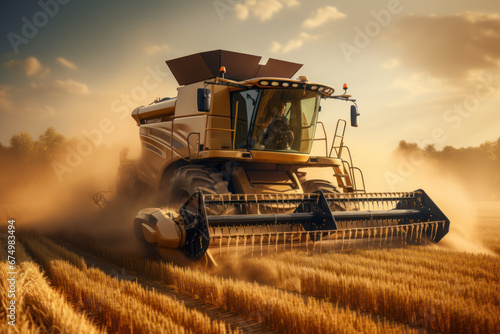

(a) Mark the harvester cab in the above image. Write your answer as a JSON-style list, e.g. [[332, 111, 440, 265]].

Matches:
[[122, 50, 450, 265]]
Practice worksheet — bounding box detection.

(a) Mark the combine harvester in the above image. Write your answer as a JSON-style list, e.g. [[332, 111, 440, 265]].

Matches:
[[120, 50, 450, 265]]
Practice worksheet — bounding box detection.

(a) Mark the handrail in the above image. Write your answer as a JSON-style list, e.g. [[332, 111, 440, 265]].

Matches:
[[330, 136, 366, 193], [351, 167, 366, 193], [187, 132, 201, 160], [313, 121, 328, 157], [329, 119, 347, 158]]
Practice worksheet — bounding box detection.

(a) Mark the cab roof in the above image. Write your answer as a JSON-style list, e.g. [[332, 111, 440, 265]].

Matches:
[[166, 50, 303, 86]]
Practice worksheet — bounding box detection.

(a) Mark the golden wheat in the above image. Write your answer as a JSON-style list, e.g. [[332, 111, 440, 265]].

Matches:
[[50, 260, 187, 333], [67, 236, 421, 334], [0, 261, 42, 334], [22, 232, 235, 334], [217, 248, 500, 334], [274, 249, 499, 304], [20, 232, 86, 270], [1, 239, 101, 333]]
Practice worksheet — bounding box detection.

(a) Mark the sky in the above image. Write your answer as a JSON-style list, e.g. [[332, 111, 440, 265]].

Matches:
[[1, 0, 500, 190]]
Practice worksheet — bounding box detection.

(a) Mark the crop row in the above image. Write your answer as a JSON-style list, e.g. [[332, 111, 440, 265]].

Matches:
[[212, 247, 500, 334], [20, 233, 234, 334], [62, 235, 422, 334], [0, 239, 103, 333], [272, 249, 499, 305]]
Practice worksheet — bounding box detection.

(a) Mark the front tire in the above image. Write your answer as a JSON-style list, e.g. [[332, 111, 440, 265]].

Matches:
[[301, 179, 338, 194], [167, 165, 230, 207]]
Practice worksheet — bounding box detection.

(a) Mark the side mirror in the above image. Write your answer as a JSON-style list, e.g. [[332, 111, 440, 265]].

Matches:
[[197, 88, 211, 112], [350, 105, 359, 127]]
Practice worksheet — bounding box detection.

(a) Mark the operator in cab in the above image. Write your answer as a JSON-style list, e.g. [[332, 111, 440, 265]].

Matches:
[[256, 102, 294, 150]]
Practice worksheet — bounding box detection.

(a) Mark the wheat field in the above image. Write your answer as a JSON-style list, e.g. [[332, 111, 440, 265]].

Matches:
[[1, 205, 499, 333]]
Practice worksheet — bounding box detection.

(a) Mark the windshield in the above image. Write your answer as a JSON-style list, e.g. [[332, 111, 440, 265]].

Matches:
[[231, 89, 320, 154]]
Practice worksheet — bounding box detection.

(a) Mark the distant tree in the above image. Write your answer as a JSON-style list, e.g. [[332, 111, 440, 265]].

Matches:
[[10, 132, 36, 161], [396, 136, 500, 200], [397, 140, 419, 152], [36, 127, 65, 158], [8, 127, 66, 162], [424, 144, 437, 155], [483, 138, 500, 162]]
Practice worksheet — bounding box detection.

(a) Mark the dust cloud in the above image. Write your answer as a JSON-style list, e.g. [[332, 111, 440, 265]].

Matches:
[[0, 135, 150, 253], [385, 152, 496, 255]]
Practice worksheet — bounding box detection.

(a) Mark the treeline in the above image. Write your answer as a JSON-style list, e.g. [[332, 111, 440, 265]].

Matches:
[[0, 127, 121, 205], [397, 137, 500, 200], [0, 127, 65, 163], [0, 127, 66, 202]]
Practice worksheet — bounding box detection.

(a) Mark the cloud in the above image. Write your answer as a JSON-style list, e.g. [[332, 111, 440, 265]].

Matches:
[[144, 44, 170, 55], [4, 56, 50, 77], [51, 79, 89, 95], [29, 79, 90, 95], [269, 41, 282, 53], [235, 0, 299, 21], [270, 32, 316, 53], [22, 105, 56, 119], [302, 6, 346, 28], [56, 57, 78, 70], [390, 12, 500, 81]]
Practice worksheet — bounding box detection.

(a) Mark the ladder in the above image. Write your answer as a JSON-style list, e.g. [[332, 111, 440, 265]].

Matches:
[[329, 120, 366, 193]]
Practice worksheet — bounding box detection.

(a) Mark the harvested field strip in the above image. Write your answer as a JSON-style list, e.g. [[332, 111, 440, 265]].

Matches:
[[21, 233, 235, 334], [64, 236, 422, 334], [222, 254, 500, 334]]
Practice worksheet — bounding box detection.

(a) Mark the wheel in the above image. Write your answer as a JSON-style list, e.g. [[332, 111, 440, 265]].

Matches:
[[301, 179, 346, 212], [167, 165, 230, 265], [167, 165, 230, 207], [301, 179, 338, 194]]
